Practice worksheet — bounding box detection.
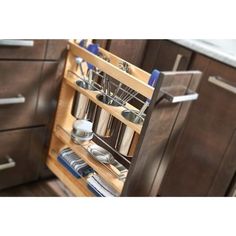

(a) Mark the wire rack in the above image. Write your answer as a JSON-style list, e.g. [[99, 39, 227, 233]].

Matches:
[[68, 69, 146, 122]]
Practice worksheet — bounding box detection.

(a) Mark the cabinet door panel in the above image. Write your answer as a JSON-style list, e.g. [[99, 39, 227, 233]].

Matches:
[[108, 40, 147, 67], [0, 61, 43, 130], [0, 40, 47, 60], [208, 131, 236, 196], [45, 40, 68, 60], [142, 40, 192, 72], [159, 55, 236, 196], [0, 127, 46, 190], [141, 40, 162, 72]]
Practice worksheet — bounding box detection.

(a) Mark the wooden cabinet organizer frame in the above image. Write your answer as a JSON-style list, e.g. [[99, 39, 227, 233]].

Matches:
[[46, 40, 202, 197]]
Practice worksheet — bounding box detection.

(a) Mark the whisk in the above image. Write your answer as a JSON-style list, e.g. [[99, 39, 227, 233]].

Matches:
[[112, 61, 138, 103]]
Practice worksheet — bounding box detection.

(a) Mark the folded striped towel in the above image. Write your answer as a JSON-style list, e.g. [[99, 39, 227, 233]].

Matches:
[[57, 148, 94, 178], [87, 174, 119, 197]]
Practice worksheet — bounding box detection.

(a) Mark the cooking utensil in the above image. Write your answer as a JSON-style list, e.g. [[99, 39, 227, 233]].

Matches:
[[87, 144, 128, 180], [75, 43, 99, 84], [133, 69, 160, 123], [86, 43, 99, 85], [57, 147, 93, 178], [73, 43, 99, 120], [88, 144, 115, 164], [75, 40, 88, 80], [75, 57, 86, 83], [78, 39, 88, 47], [115, 61, 132, 101]]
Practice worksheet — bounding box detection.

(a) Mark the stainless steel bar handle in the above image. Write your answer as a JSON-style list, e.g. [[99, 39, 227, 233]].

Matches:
[[0, 156, 16, 171], [0, 94, 25, 105], [161, 88, 199, 103], [172, 54, 183, 71], [0, 40, 34, 47], [208, 76, 236, 94]]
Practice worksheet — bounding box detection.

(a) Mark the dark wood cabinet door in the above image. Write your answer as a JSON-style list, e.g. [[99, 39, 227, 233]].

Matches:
[[45, 40, 68, 60], [0, 127, 46, 190], [208, 130, 236, 196], [94, 40, 108, 49], [158, 55, 236, 196], [0, 61, 43, 131], [142, 40, 193, 72], [0, 40, 47, 60], [107, 40, 147, 67]]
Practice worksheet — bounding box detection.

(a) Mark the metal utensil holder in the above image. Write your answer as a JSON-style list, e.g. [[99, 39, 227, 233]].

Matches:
[[93, 94, 121, 138], [116, 110, 145, 157], [66, 41, 156, 165], [72, 68, 104, 122], [68, 70, 146, 122], [67, 68, 149, 158], [71, 80, 94, 120]]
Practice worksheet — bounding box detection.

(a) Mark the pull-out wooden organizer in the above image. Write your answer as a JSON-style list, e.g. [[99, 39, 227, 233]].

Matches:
[[46, 40, 202, 196]]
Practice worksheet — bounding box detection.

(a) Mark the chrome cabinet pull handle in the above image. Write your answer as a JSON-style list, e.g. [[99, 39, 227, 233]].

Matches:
[[0, 94, 25, 105], [161, 87, 199, 103], [0, 156, 16, 171], [208, 76, 236, 94], [172, 54, 183, 71], [0, 40, 34, 47]]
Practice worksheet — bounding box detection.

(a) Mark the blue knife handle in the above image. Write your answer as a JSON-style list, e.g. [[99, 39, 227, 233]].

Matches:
[[147, 69, 160, 102], [148, 69, 160, 87], [87, 44, 99, 70], [79, 39, 86, 47]]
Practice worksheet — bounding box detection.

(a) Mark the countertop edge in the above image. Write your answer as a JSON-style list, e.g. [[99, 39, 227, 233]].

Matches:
[[170, 39, 236, 68]]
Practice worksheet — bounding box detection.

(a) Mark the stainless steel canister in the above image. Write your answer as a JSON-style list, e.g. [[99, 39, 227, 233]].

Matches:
[[71, 80, 95, 120], [93, 94, 123, 138], [116, 110, 145, 157]]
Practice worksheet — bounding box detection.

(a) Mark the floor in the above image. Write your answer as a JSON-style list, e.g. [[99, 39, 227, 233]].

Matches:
[[0, 178, 75, 197]]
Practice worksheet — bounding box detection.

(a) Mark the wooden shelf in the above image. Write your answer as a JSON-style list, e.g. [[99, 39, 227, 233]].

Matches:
[[53, 127, 124, 194], [64, 75, 143, 134], [46, 154, 94, 197]]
